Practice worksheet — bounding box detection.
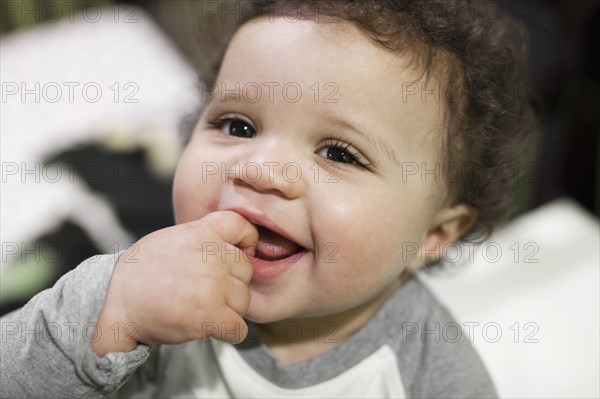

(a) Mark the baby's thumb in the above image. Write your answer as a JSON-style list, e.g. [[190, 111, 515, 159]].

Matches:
[[209, 311, 249, 344]]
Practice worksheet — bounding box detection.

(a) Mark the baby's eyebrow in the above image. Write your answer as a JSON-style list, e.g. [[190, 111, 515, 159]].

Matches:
[[325, 115, 401, 167]]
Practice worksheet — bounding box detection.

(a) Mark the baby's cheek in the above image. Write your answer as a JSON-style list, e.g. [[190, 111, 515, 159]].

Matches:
[[172, 172, 190, 224], [330, 220, 415, 289], [172, 160, 221, 224], [320, 235, 394, 286]]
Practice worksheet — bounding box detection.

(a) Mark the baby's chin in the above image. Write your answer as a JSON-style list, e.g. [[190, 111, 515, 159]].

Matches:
[[243, 294, 314, 325], [243, 293, 341, 325], [243, 299, 290, 324]]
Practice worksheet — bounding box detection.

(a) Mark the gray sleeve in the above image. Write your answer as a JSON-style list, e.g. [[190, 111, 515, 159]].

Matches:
[[407, 325, 498, 399], [391, 277, 498, 398], [0, 253, 151, 398]]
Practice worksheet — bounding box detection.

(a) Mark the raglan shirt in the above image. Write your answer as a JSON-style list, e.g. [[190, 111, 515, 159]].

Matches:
[[0, 254, 497, 398]]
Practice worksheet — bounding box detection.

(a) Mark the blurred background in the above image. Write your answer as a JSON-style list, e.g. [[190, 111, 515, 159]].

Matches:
[[1, 0, 599, 397]]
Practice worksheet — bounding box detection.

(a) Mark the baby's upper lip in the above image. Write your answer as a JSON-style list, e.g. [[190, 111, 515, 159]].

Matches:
[[227, 207, 310, 250]]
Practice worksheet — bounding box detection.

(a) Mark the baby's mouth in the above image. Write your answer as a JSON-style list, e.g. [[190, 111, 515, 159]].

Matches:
[[254, 225, 303, 261]]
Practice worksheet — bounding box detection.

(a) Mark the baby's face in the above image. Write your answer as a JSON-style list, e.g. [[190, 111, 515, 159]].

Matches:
[[173, 17, 449, 323]]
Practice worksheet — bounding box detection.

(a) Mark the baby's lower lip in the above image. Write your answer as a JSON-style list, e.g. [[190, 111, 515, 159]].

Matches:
[[250, 249, 308, 282]]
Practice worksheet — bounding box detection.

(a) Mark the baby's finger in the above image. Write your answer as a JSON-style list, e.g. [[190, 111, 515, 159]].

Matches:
[[210, 309, 249, 344], [222, 243, 253, 285], [205, 211, 259, 253], [225, 277, 251, 316]]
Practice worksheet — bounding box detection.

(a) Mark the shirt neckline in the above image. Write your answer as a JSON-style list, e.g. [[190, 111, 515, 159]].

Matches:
[[234, 276, 421, 389]]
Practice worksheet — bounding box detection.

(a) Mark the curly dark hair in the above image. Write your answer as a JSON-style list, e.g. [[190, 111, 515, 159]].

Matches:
[[195, 0, 536, 242]]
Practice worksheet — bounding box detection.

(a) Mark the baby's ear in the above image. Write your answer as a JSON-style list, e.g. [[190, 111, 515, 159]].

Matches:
[[417, 204, 476, 266]]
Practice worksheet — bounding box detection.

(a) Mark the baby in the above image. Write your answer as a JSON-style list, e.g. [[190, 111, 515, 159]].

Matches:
[[1, 0, 533, 397]]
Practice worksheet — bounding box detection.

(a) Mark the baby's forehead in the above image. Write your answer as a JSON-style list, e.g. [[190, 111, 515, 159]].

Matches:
[[226, 19, 446, 111]]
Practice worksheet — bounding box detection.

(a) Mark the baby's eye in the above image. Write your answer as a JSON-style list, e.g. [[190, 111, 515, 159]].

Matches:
[[318, 147, 357, 164], [208, 117, 256, 138], [316, 140, 372, 169]]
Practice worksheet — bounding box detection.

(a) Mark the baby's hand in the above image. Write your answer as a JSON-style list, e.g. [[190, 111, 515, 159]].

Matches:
[[92, 211, 257, 356]]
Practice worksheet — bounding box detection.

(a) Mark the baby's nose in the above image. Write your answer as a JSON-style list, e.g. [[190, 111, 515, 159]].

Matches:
[[230, 143, 305, 199]]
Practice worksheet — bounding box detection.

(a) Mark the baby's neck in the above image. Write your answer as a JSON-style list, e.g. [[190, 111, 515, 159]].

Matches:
[[258, 275, 406, 366]]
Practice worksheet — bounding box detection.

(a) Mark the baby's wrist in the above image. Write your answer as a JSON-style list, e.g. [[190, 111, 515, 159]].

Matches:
[[92, 299, 139, 356]]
